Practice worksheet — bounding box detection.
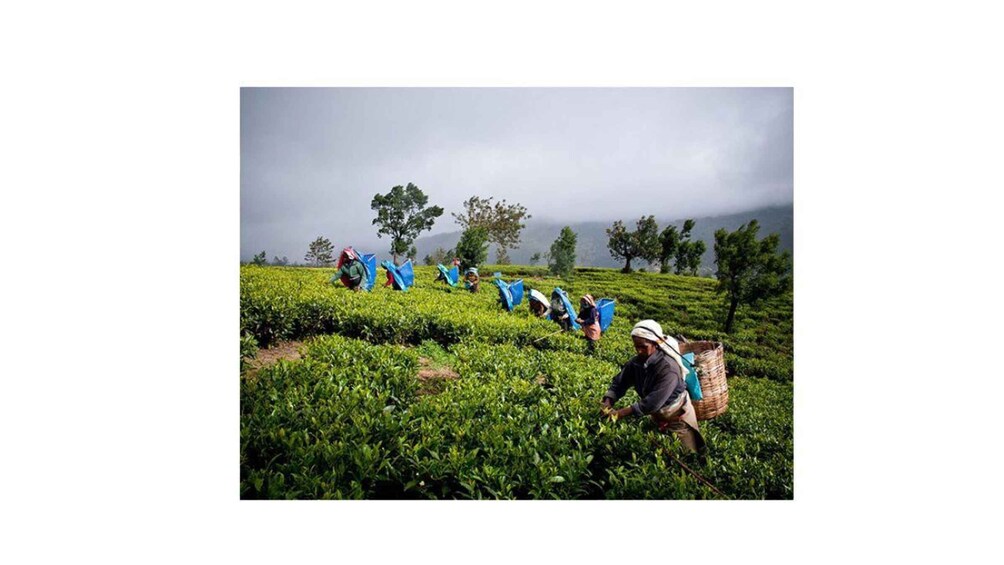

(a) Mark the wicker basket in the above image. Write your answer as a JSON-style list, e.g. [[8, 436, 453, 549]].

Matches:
[[679, 340, 728, 420]]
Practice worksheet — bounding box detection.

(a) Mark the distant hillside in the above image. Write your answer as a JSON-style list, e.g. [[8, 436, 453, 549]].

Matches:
[[413, 204, 793, 273]]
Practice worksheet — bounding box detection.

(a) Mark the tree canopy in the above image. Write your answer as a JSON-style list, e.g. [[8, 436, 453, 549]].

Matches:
[[674, 220, 704, 276], [454, 226, 489, 271], [304, 237, 334, 267], [658, 219, 705, 275], [452, 196, 531, 265], [371, 183, 444, 264], [713, 220, 792, 333], [659, 225, 680, 274], [548, 226, 577, 279], [606, 215, 660, 273]]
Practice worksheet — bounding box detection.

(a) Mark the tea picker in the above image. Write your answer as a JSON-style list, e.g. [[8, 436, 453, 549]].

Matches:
[[380, 259, 416, 291], [527, 289, 551, 318], [601, 320, 707, 453], [435, 263, 460, 287], [463, 267, 480, 292], [548, 287, 578, 331], [331, 247, 377, 291], [494, 278, 524, 312]]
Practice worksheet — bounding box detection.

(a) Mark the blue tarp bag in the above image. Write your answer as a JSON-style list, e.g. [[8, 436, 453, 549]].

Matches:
[[549, 287, 580, 330], [398, 259, 415, 288], [381, 259, 415, 291], [494, 279, 525, 311], [597, 298, 615, 332], [510, 279, 524, 306], [436, 264, 460, 286], [495, 279, 514, 311], [682, 352, 703, 401], [361, 253, 377, 291]]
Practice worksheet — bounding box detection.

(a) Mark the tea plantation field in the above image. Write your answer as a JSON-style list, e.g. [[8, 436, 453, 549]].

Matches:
[[240, 264, 794, 499]]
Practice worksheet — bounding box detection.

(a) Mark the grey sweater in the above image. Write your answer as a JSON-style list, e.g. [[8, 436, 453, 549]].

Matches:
[[603, 350, 686, 416]]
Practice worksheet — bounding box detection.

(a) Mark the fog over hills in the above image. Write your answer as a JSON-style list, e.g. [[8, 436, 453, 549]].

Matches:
[[241, 88, 793, 264], [412, 204, 792, 273]]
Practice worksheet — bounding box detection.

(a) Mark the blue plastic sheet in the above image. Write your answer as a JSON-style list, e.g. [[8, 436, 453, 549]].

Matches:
[[436, 264, 460, 286], [381, 259, 415, 291], [510, 279, 524, 306], [597, 298, 615, 332], [494, 279, 525, 311], [361, 253, 377, 291], [682, 352, 703, 401], [549, 287, 580, 330], [495, 279, 513, 311], [398, 260, 415, 288]]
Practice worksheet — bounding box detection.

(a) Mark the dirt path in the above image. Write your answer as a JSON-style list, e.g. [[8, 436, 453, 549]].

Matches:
[[416, 356, 458, 395], [243, 344, 459, 395], [244, 340, 305, 377]]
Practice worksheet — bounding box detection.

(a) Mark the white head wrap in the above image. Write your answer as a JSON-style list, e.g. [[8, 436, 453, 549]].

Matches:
[[528, 289, 548, 305], [630, 319, 688, 378]]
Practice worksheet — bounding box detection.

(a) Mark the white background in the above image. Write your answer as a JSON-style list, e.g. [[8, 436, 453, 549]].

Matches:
[[2, 1, 1002, 562]]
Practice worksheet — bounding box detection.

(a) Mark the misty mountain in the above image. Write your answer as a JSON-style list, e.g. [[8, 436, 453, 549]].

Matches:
[[413, 204, 793, 272]]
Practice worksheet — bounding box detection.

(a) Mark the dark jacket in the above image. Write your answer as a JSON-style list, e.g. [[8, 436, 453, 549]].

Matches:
[[577, 305, 599, 326], [603, 350, 686, 416]]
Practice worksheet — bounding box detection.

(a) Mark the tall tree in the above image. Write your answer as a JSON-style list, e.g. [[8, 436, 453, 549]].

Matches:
[[682, 240, 706, 276], [548, 226, 577, 279], [452, 196, 531, 265], [271, 255, 289, 266], [714, 220, 792, 333], [659, 225, 680, 274], [674, 219, 703, 275], [251, 251, 267, 266], [304, 236, 334, 267], [606, 215, 661, 273], [371, 183, 444, 265], [454, 226, 489, 271], [528, 252, 541, 265]]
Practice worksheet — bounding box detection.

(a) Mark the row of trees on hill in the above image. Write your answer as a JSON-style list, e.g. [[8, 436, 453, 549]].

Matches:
[[605, 216, 706, 275], [248, 251, 291, 267], [248, 181, 790, 334]]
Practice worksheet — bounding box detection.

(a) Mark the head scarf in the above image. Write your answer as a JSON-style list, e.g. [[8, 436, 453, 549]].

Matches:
[[630, 320, 688, 378], [528, 289, 547, 305], [581, 294, 596, 308], [465, 267, 479, 276], [340, 247, 358, 262]]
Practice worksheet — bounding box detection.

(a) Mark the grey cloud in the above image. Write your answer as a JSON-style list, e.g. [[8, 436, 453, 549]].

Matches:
[[241, 87, 792, 261]]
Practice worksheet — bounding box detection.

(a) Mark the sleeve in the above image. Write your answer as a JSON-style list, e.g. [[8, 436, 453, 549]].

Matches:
[[603, 363, 633, 404], [330, 264, 349, 282], [630, 360, 681, 416]]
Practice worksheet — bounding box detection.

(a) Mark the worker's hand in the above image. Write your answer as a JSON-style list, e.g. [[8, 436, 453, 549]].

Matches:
[[605, 406, 632, 421], [600, 398, 613, 416]]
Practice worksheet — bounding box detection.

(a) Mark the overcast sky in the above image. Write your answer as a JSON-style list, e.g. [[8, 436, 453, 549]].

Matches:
[[241, 87, 792, 261]]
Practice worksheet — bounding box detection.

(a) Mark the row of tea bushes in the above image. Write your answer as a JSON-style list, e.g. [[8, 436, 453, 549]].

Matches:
[[240, 334, 793, 499], [241, 265, 793, 380]]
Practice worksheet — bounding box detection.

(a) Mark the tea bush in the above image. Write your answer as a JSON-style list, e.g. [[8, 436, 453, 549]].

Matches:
[[240, 265, 794, 499]]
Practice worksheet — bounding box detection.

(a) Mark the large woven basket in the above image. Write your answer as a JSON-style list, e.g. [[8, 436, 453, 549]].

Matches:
[[679, 340, 728, 420]]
